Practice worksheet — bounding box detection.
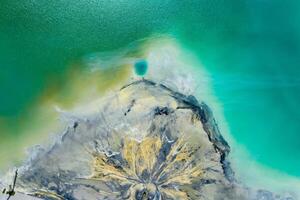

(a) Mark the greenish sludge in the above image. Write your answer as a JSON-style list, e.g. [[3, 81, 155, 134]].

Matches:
[[134, 60, 148, 76]]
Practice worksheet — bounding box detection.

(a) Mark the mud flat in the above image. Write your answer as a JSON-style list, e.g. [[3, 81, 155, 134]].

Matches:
[[2, 80, 296, 200]]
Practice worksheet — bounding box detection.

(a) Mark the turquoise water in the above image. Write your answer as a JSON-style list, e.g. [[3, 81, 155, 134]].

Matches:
[[0, 0, 300, 179], [134, 60, 148, 76], [187, 1, 300, 176]]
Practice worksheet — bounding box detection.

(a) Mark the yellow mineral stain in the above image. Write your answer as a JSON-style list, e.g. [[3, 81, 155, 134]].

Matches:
[[91, 135, 203, 199], [0, 62, 131, 172]]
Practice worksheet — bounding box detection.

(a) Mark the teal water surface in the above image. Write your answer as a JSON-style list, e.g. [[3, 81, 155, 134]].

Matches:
[[134, 60, 148, 76], [1, 0, 300, 176]]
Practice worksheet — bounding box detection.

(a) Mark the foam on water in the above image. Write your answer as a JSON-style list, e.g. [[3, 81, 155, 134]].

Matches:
[[1, 36, 300, 199], [117, 36, 300, 198], [74, 36, 300, 198]]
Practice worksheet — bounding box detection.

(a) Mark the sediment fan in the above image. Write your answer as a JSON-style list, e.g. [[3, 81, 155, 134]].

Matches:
[[6, 80, 295, 200]]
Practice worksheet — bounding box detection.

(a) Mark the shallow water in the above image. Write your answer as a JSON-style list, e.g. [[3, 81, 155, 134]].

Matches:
[[0, 0, 300, 193]]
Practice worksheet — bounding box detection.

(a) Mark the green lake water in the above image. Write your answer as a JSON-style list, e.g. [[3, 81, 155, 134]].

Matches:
[[1, 0, 300, 178]]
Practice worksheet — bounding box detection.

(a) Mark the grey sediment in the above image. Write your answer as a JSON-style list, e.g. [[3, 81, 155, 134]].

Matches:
[[121, 79, 234, 182]]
